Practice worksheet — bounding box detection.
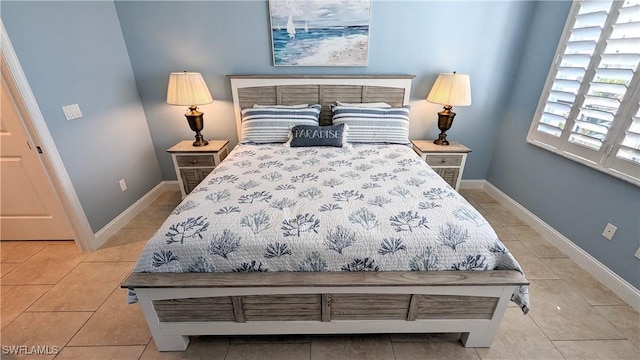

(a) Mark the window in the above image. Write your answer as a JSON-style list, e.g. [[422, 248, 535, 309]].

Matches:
[[527, 0, 640, 186]]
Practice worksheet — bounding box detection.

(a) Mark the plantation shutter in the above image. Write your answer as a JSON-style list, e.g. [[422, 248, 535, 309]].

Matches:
[[527, 0, 640, 185], [608, 97, 640, 176]]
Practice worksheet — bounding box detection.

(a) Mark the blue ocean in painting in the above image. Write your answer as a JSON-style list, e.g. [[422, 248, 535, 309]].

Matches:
[[272, 25, 369, 66]]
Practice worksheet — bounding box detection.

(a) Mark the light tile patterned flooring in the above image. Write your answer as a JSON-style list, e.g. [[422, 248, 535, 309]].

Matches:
[[0, 189, 638, 359]]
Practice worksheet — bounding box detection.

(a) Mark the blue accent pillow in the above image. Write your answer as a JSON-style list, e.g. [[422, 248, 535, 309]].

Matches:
[[289, 124, 345, 147]]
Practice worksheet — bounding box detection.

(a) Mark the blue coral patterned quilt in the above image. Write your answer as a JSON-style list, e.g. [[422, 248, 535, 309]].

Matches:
[[131, 144, 529, 313]]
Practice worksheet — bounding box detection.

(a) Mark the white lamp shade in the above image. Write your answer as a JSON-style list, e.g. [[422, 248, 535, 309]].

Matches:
[[426, 72, 472, 106], [166, 72, 213, 106]]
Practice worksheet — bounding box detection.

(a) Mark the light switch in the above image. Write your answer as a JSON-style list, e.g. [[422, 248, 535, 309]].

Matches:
[[62, 104, 83, 120]]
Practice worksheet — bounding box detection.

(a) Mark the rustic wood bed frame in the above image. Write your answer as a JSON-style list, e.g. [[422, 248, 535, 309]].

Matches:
[[121, 75, 528, 352]]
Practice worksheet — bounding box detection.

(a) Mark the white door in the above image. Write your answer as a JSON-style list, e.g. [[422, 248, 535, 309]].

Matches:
[[0, 73, 74, 240]]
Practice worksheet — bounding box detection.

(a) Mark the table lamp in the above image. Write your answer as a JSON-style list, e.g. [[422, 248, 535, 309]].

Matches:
[[167, 71, 213, 146], [426, 72, 471, 145]]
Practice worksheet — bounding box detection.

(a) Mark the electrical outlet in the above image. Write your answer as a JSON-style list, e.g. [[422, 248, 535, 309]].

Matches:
[[635, 247, 640, 260], [119, 179, 127, 192], [601, 223, 617, 240], [62, 104, 83, 120]]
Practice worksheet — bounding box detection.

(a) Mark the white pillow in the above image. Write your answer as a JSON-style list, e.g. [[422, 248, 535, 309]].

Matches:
[[336, 101, 391, 108]]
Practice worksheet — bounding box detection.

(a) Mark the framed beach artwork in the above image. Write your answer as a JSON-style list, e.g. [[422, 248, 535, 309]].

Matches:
[[269, 0, 371, 66]]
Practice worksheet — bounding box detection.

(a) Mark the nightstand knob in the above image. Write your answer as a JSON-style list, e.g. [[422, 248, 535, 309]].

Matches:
[[440, 159, 446, 163], [191, 160, 198, 165]]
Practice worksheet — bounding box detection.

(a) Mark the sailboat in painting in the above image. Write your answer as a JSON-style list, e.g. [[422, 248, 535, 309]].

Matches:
[[287, 13, 296, 38], [304, 21, 309, 33]]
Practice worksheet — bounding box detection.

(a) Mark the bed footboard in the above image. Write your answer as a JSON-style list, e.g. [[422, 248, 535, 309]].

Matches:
[[122, 271, 527, 351]]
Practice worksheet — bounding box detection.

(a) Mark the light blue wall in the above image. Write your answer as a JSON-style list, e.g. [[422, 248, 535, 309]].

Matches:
[[3, 0, 638, 289], [114, 0, 534, 180], [2, 1, 162, 232], [488, 1, 640, 288]]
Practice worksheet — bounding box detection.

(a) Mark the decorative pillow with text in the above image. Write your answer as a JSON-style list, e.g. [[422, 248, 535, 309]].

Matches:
[[288, 124, 345, 147]]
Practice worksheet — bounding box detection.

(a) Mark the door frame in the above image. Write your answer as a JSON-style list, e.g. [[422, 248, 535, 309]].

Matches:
[[1, 21, 95, 250]]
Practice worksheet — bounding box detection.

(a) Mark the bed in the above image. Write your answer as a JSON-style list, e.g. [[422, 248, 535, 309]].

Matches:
[[122, 75, 529, 351]]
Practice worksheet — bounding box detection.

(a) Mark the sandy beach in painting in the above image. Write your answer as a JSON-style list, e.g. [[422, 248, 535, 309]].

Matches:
[[272, 27, 370, 66], [294, 34, 368, 66]]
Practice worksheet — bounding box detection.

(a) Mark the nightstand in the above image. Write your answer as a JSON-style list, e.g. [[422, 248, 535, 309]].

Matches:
[[168, 140, 230, 198], [410, 140, 471, 191]]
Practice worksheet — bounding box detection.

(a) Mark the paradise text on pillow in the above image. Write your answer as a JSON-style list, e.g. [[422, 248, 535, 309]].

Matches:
[[294, 128, 341, 139]]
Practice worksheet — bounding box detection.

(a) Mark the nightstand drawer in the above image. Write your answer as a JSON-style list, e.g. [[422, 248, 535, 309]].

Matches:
[[425, 154, 463, 167], [410, 140, 470, 191], [169, 140, 230, 198], [176, 155, 215, 167]]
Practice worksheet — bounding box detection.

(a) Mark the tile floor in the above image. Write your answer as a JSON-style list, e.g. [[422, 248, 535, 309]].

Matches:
[[1, 189, 638, 359]]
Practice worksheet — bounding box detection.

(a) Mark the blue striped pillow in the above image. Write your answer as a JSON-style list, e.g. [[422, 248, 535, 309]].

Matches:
[[331, 105, 411, 144], [241, 104, 321, 144]]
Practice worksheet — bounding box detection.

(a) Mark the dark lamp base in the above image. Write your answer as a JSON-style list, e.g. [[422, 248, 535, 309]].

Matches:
[[433, 105, 456, 146], [433, 135, 449, 146], [185, 106, 209, 147], [192, 137, 209, 147]]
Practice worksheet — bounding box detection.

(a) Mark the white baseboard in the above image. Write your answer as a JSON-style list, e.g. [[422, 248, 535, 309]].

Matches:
[[163, 180, 180, 191], [93, 181, 178, 249], [482, 180, 640, 312], [460, 179, 486, 189]]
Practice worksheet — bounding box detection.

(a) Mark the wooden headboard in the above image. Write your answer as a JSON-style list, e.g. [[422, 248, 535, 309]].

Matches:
[[228, 75, 415, 142]]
